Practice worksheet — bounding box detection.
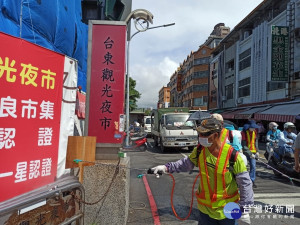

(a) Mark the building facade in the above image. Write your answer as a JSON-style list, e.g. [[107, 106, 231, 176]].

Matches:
[[158, 86, 170, 108], [166, 23, 229, 110], [209, 0, 300, 110], [169, 68, 181, 107]]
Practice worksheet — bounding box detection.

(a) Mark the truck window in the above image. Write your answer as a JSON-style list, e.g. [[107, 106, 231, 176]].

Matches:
[[145, 118, 151, 124], [165, 114, 194, 127]]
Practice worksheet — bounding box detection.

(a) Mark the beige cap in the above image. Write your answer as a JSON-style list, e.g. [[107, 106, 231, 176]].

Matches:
[[211, 113, 223, 122]]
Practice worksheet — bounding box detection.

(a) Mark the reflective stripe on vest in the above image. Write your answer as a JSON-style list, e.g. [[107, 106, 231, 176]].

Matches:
[[246, 130, 257, 153], [195, 143, 240, 209], [220, 128, 229, 146]]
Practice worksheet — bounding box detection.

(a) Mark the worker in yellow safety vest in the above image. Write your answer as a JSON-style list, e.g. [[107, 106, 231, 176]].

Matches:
[[211, 113, 232, 146], [241, 120, 260, 188], [150, 118, 254, 225]]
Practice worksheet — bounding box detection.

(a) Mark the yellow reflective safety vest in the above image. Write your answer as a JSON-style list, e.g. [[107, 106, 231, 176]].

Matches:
[[195, 144, 240, 209], [220, 128, 229, 145], [246, 130, 257, 153]]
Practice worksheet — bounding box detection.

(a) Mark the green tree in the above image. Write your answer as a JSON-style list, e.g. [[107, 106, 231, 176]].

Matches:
[[144, 109, 151, 115], [127, 77, 141, 111]]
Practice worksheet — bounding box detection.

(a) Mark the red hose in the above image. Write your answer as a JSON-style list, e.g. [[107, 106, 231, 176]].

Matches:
[[168, 173, 200, 221]]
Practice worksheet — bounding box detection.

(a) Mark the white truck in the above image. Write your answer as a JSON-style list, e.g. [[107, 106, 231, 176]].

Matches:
[[151, 108, 198, 152], [143, 115, 152, 137]]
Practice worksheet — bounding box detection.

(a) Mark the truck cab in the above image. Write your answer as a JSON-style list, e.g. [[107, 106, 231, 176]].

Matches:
[[151, 108, 198, 152], [143, 116, 152, 137]]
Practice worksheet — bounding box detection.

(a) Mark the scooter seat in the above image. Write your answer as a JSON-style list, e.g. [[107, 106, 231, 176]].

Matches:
[[130, 135, 146, 141]]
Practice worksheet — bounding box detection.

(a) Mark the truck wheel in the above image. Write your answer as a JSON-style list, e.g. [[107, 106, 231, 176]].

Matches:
[[160, 139, 165, 153], [154, 136, 158, 146]]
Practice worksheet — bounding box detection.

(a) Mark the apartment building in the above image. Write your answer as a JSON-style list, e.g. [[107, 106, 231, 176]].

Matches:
[[209, 0, 300, 110], [167, 23, 230, 110], [169, 67, 182, 107], [208, 0, 300, 125], [180, 47, 212, 110], [158, 86, 170, 108]]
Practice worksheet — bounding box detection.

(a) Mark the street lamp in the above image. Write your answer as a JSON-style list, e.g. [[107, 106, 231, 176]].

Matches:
[[124, 9, 175, 146]]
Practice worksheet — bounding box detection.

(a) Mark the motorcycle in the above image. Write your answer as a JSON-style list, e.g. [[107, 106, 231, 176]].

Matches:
[[264, 143, 300, 179], [265, 140, 279, 162], [122, 132, 148, 151]]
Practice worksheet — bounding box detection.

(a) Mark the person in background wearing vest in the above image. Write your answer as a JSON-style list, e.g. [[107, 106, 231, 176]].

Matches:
[[241, 121, 260, 188], [150, 118, 253, 225], [211, 113, 230, 146], [211, 113, 248, 166]]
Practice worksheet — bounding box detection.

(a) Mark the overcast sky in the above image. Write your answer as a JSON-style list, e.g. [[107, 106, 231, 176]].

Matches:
[[129, 0, 264, 109]]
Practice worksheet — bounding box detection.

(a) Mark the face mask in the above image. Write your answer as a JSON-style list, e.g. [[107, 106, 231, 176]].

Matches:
[[273, 127, 277, 130], [249, 128, 255, 132], [199, 137, 212, 147]]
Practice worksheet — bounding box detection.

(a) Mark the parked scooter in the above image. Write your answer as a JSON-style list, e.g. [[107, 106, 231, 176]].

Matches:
[[122, 132, 148, 151]]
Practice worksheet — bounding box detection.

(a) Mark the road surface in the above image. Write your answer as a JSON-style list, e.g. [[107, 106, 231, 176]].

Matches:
[[126, 138, 300, 225]]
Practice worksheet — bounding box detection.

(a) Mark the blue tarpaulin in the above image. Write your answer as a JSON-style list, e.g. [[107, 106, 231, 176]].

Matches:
[[0, 0, 88, 91]]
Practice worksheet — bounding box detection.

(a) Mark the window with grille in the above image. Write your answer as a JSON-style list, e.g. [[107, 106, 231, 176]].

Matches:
[[225, 84, 234, 99], [193, 84, 208, 92], [238, 77, 250, 97], [239, 48, 251, 71]]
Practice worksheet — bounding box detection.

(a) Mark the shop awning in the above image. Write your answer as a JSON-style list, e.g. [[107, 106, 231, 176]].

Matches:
[[254, 102, 300, 122], [211, 109, 225, 113], [234, 106, 272, 119], [221, 108, 249, 119]]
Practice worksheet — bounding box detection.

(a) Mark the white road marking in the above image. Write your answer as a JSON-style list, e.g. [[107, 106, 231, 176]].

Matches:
[[254, 193, 300, 206], [254, 193, 300, 198]]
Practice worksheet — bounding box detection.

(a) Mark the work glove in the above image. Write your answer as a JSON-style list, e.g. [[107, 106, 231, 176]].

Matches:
[[250, 152, 259, 160], [148, 165, 168, 175], [238, 212, 251, 224]]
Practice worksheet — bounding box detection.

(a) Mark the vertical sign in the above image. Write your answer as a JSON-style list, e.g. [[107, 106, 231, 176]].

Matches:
[[177, 73, 182, 92], [0, 32, 64, 202], [75, 91, 86, 119], [271, 25, 289, 81], [87, 22, 126, 143]]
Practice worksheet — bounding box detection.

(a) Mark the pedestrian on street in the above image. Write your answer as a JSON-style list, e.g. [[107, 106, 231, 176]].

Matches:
[[256, 121, 266, 142], [241, 120, 260, 188], [294, 132, 300, 172], [150, 118, 253, 225], [211, 113, 247, 166]]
